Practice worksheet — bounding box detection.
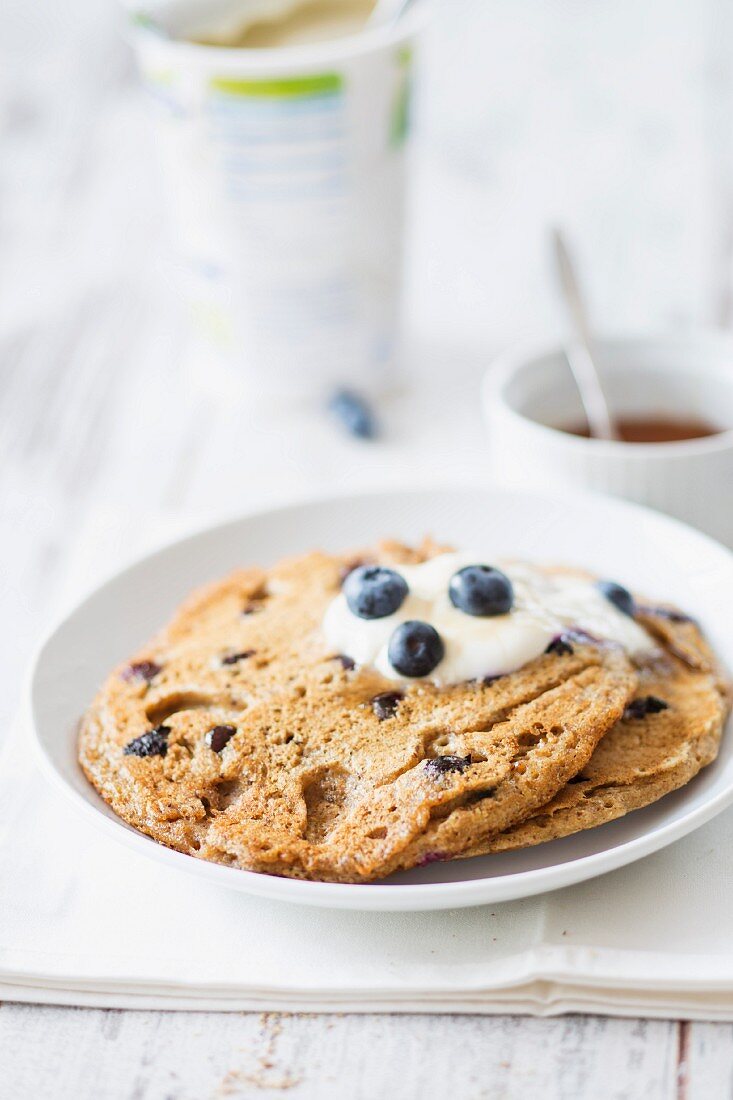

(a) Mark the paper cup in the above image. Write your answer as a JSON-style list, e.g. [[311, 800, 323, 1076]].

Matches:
[[130, 2, 426, 395]]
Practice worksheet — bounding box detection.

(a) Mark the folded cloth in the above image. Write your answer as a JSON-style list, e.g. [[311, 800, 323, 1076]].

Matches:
[[3, 506, 733, 1018], [3, 710, 733, 1017]]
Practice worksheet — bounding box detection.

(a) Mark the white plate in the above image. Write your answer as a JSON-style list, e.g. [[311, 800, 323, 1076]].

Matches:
[[30, 487, 733, 911]]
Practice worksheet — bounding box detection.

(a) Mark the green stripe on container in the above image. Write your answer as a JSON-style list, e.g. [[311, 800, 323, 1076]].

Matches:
[[131, 11, 156, 28], [209, 73, 342, 98]]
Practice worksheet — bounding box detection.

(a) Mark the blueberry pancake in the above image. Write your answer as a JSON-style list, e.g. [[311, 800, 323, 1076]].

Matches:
[[78, 540, 724, 883], [470, 608, 731, 857]]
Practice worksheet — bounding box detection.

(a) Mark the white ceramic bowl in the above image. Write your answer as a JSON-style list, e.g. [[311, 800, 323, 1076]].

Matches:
[[30, 487, 733, 911], [482, 333, 733, 546]]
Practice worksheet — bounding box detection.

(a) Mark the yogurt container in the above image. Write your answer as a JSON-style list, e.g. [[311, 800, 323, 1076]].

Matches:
[[129, 0, 427, 395]]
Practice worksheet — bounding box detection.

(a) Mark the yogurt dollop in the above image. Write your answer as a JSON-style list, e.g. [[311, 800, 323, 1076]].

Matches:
[[322, 552, 655, 685]]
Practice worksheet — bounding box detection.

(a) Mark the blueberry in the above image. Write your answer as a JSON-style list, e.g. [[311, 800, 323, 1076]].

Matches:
[[327, 388, 378, 440], [241, 601, 264, 616], [121, 660, 162, 683], [469, 787, 496, 803], [424, 754, 471, 777], [206, 724, 236, 752], [449, 565, 514, 617], [371, 691, 404, 720], [597, 580, 635, 617], [545, 636, 574, 656], [624, 695, 669, 720], [333, 653, 356, 670], [343, 565, 408, 620], [123, 725, 170, 758], [388, 620, 444, 677], [221, 650, 255, 666], [417, 850, 447, 866]]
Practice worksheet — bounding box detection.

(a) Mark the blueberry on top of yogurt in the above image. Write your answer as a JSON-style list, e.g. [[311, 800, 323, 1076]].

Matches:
[[449, 565, 514, 617], [388, 621, 444, 677], [597, 579, 635, 618], [343, 565, 408, 620]]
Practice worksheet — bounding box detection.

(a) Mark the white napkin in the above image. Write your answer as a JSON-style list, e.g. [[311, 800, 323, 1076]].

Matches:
[[3, 715, 733, 1017], [4, 506, 733, 1018]]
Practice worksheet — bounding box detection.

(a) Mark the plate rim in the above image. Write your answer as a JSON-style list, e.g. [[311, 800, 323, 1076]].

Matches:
[[28, 483, 733, 911]]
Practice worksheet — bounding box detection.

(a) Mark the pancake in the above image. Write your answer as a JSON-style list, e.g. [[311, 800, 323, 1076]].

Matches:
[[78, 542, 638, 882], [469, 611, 730, 856]]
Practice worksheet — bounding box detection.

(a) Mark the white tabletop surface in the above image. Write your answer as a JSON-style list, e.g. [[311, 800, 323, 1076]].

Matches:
[[5, 0, 733, 1095]]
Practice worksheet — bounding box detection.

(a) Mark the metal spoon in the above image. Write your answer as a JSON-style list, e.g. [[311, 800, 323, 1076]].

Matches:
[[368, 0, 418, 28], [551, 228, 618, 441]]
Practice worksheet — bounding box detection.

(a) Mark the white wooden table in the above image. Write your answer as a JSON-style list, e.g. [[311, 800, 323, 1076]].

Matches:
[[5, 0, 733, 1094]]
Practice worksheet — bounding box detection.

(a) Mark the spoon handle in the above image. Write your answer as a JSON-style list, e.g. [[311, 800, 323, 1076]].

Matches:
[[368, 0, 418, 28], [552, 229, 618, 442]]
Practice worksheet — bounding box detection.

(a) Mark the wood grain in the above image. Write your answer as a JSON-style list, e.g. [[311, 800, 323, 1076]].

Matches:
[[0, 1006, 684, 1100]]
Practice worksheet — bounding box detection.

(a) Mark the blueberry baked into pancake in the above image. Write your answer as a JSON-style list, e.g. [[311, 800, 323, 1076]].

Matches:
[[79, 540, 730, 883]]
